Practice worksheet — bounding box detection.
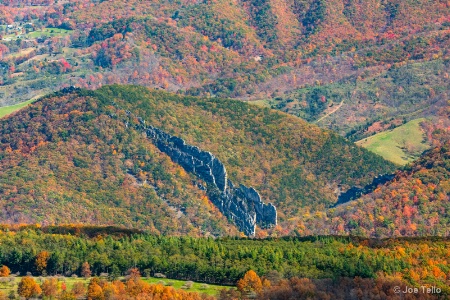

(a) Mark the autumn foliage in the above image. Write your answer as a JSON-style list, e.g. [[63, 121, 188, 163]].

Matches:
[[0, 227, 447, 294], [18, 276, 42, 299], [41, 277, 58, 298], [81, 262, 92, 278], [0, 85, 394, 236], [237, 270, 263, 295], [297, 141, 450, 238], [36, 251, 50, 274], [84, 277, 215, 300], [253, 277, 441, 300], [0, 265, 10, 277], [14, 274, 216, 300]]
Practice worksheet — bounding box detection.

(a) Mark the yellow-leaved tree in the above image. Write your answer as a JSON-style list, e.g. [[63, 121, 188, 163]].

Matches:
[[18, 276, 42, 299], [237, 270, 263, 295], [87, 278, 104, 300], [35, 251, 50, 274]]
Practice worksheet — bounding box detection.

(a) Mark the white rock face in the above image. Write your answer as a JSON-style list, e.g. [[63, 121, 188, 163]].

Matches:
[[145, 124, 276, 236]]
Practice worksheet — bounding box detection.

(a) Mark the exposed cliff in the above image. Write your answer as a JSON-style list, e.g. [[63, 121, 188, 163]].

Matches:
[[335, 174, 396, 206], [118, 106, 277, 236]]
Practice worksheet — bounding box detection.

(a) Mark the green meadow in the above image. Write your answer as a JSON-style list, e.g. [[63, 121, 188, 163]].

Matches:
[[0, 276, 230, 297], [356, 118, 431, 165], [0, 99, 35, 119]]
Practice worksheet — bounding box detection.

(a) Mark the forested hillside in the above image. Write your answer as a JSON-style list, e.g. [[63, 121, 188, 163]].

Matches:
[[0, 0, 448, 138], [298, 142, 450, 238], [0, 85, 394, 235]]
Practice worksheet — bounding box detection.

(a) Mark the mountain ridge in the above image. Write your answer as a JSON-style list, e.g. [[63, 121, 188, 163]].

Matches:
[[0, 85, 396, 236], [108, 96, 277, 235]]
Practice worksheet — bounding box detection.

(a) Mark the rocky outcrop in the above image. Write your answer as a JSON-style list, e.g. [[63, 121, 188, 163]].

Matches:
[[204, 181, 277, 236], [113, 105, 277, 236], [145, 124, 277, 236], [146, 127, 228, 193], [335, 174, 396, 206]]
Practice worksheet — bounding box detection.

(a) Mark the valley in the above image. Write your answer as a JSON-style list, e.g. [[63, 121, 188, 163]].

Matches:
[[0, 0, 448, 139]]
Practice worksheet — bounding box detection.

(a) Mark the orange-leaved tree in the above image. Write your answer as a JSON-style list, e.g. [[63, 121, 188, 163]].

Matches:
[[126, 267, 141, 281], [87, 277, 104, 300], [18, 276, 42, 299], [237, 270, 264, 295], [0, 265, 10, 277], [41, 277, 58, 299], [71, 281, 86, 298], [35, 251, 50, 274]]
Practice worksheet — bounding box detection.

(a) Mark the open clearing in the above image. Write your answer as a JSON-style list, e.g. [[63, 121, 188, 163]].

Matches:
[[0, 99, 36, 119], [356, 118, 431, 165], [0, 276, 230, 297], [143, 277, 230, 295], [2, 28, 72, 41]]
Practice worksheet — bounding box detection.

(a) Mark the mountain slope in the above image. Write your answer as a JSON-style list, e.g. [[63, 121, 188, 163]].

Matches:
[[299, 142, 450, 237], [0, 85, 395, 235], [0, 90, 235, 237]]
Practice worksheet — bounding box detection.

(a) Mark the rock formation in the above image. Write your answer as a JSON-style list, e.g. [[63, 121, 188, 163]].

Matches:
[[146, 127, 228, 193], [109, 103, 277, 236], [335, 173, 396, 206], [145, 124, 277, 236]]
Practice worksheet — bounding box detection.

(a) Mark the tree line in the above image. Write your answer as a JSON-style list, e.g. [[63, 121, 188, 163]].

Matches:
[[0, 227, 448, 294]]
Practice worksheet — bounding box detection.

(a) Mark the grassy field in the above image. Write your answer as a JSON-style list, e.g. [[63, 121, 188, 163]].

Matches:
[[27, 28, 72, 38], [4, 47, 36, 58], [0, 99, 36, 119], [0, 276, 230, 297], [356, 118, 431, 165], [2, 28, 72, 41], [142, 277, 230, 296], [0, 276, 87, 297], [247, 99, 271, 108]]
